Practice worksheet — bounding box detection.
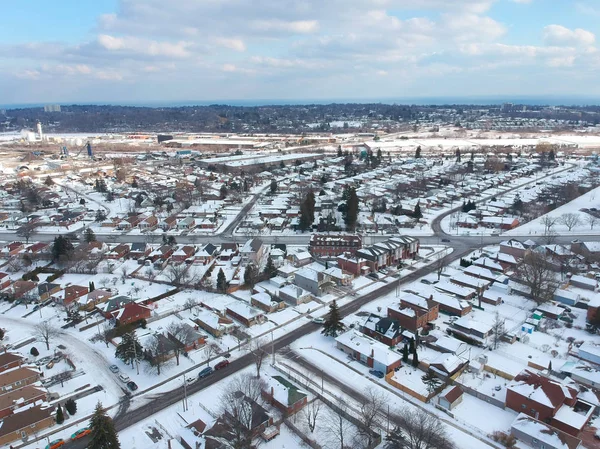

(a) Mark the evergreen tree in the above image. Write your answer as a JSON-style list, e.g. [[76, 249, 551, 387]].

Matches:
[[30, 347, 39, 357], [243, 264, 258, 289], [217, 268, 227, 292], [95, 209, 107, 222], [44, 175, 54, 186], [337, 145, 343, 157], [421, 370, 441, 396], [65, 398, 77, 415], [263, 257, 276, 279], [408, 338, 415, 354], [89, 402, 121, 449], [401, 344, 409, 363], [115, 332, 143, 369], [167, 236, 177, 246], [84, 228, 97, 243], [344, 187, 359, 231], [413, 202, 423, 219], [415, 146, 421, 159], [52, 235, 74, 261], [270, 179, 277, 194], [105, 191, 115, 202], [412, 347, 419, 368], [56, 404, 64, 424], [131, 178, 138, 188], [219, 184, 227, 199], [89, 281, 95, 292], [321, 301, 345, 337], [385, 426, 408, 449]]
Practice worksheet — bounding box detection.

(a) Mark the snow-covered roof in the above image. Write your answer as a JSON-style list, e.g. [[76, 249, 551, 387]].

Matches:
[[336, 331, 402, 367], [511, 413, 581, 449]]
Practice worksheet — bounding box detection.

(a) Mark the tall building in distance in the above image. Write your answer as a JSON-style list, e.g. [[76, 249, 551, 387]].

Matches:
[[43, 104, 61, 112]]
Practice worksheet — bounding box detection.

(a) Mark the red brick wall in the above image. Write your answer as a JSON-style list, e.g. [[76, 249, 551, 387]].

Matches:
[[505, 389, 556, 422]]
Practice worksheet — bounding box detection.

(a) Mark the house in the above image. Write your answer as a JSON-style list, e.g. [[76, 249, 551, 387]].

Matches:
[[106, 243, 130, 260], [435, 281, 477, 300], [0, 366, 41, 392], [577, 342, 600, 365], [37, 282, 61, 301], [463, 265, 498, 282], [387, 293, 439, 332], [506, 370, 594, 436], [0, 385, 47, 418], [450, 273, 490, 294], [428, 292, 472, 317], [97, 295, 135, 318], [437, 385, 463, 411], [226, 302, 265, 327], [0, 404, 55, 447], [336, 253, 369, 277], [482, 216, 519, 230], [79, 288, 112, 311], [129, 242, 151, 259], [2, 242, 24, 257], [0, 353, 24, 373], [194, 310, 235, 338], [240, 238, 266, 265], [111, 301, 152, 325], [309, 233, 362, 258], [0, 272, 11, 290], [510, 414, 582, 449], [159, 215, 178, 231], [138, 215, 158, 230], [261, 375, 308, 417], [323, 266, 352, 286], [335, 331, 402, 374], [293, 266, 332, 297], [6, 280, 37, 300], [57, 285, 88, 306], [251, 292, 285, 313], [450, 317, 492, 342], [361, 315, 403, 346], [195, 243, 218, 263], [569, 274, 597, 291], [278, 285, 311, 306], [290, 251, 312, 267], [149, 245, 175, 263], [177, 216, 196, 230], [219, 243, 238, 261], [500, 239, 527, 259], [425, 353, 468, 379], [171, 245, 197, 264], [168, 323, 206, 352]]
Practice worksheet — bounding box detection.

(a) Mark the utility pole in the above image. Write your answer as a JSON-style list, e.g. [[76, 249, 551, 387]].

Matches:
[[133, 333, 139, 375], [182, 373, 188, 412], [271, 330, 275, 365]]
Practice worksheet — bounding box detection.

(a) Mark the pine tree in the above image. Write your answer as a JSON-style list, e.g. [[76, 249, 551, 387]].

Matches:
[[84, 228, 97, 243], [408, 338, 415, 354], [415, 146, 421, 159], [412, 348, 419, 368], [115, 332, 143, 369], [89, 402, 121, 449], [263, 257, 276, 279], [270, 179, 277, 194], [56, 404, 64, 424], [337, 145, 343, 157], [321, 301, 345, 337], [421, 370, 441, 396], [413, 202, 423, 219], [402, 344, 409, 363], [344, 187, 359, 231], [44, 176, 54, 186], [65, 398, 77, 415], [52, 235, 74, 261], [217, 268, 227, 292], [89, 281, 95, 292]]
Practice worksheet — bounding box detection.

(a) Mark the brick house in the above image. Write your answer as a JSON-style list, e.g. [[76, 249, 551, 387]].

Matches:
[[111, 302, 152, 325], [506, 370, 594, 437], [262, 375, 308, 417], [79, 288, 112, 311], [335, 331, 402, 374], [38, 282, 61, 301], [226, 302, 265, 327], [309, 233, 362, 258], [106, 243, 130, 259], [449, 317, 493, 342], [167, 323, 206, 352], [240, 238, 266, 265], [0, 385, 47, 418], [499, 239, 527, 259], [387, 293, 439, 332], [0, 353, 24, 373], [0, 367, 41, 392], [2, 242, 24, 257], [194, 310, 235, 338], [0, 405, 55, 447], [0, 272, 11, 290], [57, 285, 89, 306], [336, 254, 369, 277], [171, 245, 197, 264], [129, 242, 151, 259], [6, 280, 37, 300], [361, 315, 403, 346]]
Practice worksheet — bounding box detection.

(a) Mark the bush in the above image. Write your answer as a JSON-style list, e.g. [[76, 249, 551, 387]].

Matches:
[[56, 404, 64, 424], [30, 347, 39, 357], [139, 319, 147, 329], [488, 431, 517, 448], [65, 398, 77, 415]]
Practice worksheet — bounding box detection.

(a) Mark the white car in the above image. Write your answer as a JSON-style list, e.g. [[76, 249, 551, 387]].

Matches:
[[312, 317, 325, 324], [118, 373, 130, 383]]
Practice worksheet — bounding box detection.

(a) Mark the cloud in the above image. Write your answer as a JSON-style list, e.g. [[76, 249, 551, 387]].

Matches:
[[214, 38, 246, 52], [97, 34, 192, 58], [543, 25, 595, 47]]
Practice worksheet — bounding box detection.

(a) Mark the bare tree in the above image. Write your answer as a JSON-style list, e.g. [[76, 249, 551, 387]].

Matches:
[[303, 399, 322, 433], [357, 387, 385, 447], [201, 342, 219, 366], [559, 213, 581, 231], [513, 251, 558, 305], [325, 398, 354, 449], [211, 374, 267, 449], [99, 277, 111, 289], [35, 321, 60, 350], [541, 215, 558, 235], [144, 267, 156, 282], [247, 338, 268, 378], [434, 253, 446, 281], [390, 407, 454, 449], [585, 213, 598, 230], [55, 369, 72, 387], [165, 263, 191, 286], [166, 322, 194, 366], [120, 266, 128, 284], [491, 311, 505, 350], [183, 297, 199, 313], [96, 323, 113, 348], [16, 221, 39, 244], [145, 333, 171, 375]]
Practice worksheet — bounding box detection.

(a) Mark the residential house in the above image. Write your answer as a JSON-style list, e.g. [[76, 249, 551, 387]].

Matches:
[[240, 238, 266, 265], [428, 292, 472, 317], [168, 323, 206, 352], [361, 315, 403, 346], [194, 243, 218, 263], [449, 317, 493, 343], [451, 273, 490, 294], [290, 251, 312, 267], [79, 288, 112, 311], [177, 216, 196, 231], [510, 414, 581, 449], [194, 310, 235, 338], [0, 404, 55, 447], [435, 281, 477, 300], [171, 245, 197, 264], [106, 243, 130, 260], [278, 285, 311, 306], [336, 253, 369, 277], [0, 385, 47, 418], [262, 375, 308, 417], [138, 215, 158, 231], [159, 215, 178, 231], [0, 354, 24, 373], [387, 293, 439, 332], [335, 331, 402, 374], [482, 216, 519, 230], [219, 243, 238, 261], [0, 366, 41, 392], [2, 242, 24, 258], [5, 280, 37, 300], [293, 266, 332, 297], [309, 233, 362, 258], [569, 274, 597, 291], [111, 301, 152, 325], [56, 285, 88, 307], [500, 239, 527, 259], [37, 282, 61, 301], [226, 302, 265, 327], [97, 295, 135, 318], [0, 273, 11, 290], [129, 242, 151, 260], [251, 292, 286, 313]]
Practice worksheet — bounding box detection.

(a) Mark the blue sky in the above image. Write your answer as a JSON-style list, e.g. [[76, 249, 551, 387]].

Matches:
[[1, 0, 600, 105]]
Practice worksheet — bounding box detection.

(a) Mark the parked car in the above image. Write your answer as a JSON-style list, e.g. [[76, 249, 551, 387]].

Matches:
[[312, 317, 325, 324], [198, 367, 213, 379], [215, 360, 230, 370], [126, 381, 138, 391], [369, 370, 384, 379], [46, 360, 55, 370], [45, 439, 65, 449], [109, 364, 119, 374], [71, 427, 91, 440], [420, 279, 432, 285], [441, 238, 450, 243], [118, 373, 130, 383]]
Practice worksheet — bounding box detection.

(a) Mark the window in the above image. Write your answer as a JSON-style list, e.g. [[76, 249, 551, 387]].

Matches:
[[21, 430, 26, 438], [521, 404, 526, 409]]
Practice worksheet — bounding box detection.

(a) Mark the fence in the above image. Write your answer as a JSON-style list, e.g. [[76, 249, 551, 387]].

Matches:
[[283, 415, 322, 449]]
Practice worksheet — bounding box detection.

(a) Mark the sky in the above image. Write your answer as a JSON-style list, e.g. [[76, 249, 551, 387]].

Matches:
[[2, 0, 600, 105]]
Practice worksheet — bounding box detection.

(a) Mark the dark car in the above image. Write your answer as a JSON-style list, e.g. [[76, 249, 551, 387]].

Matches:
[[198, 366, 213, 379], [441, 238, 450, 243], [126, 381, 138, 391], [369, 370, 384, 379], [215, 360, 230, 370]]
